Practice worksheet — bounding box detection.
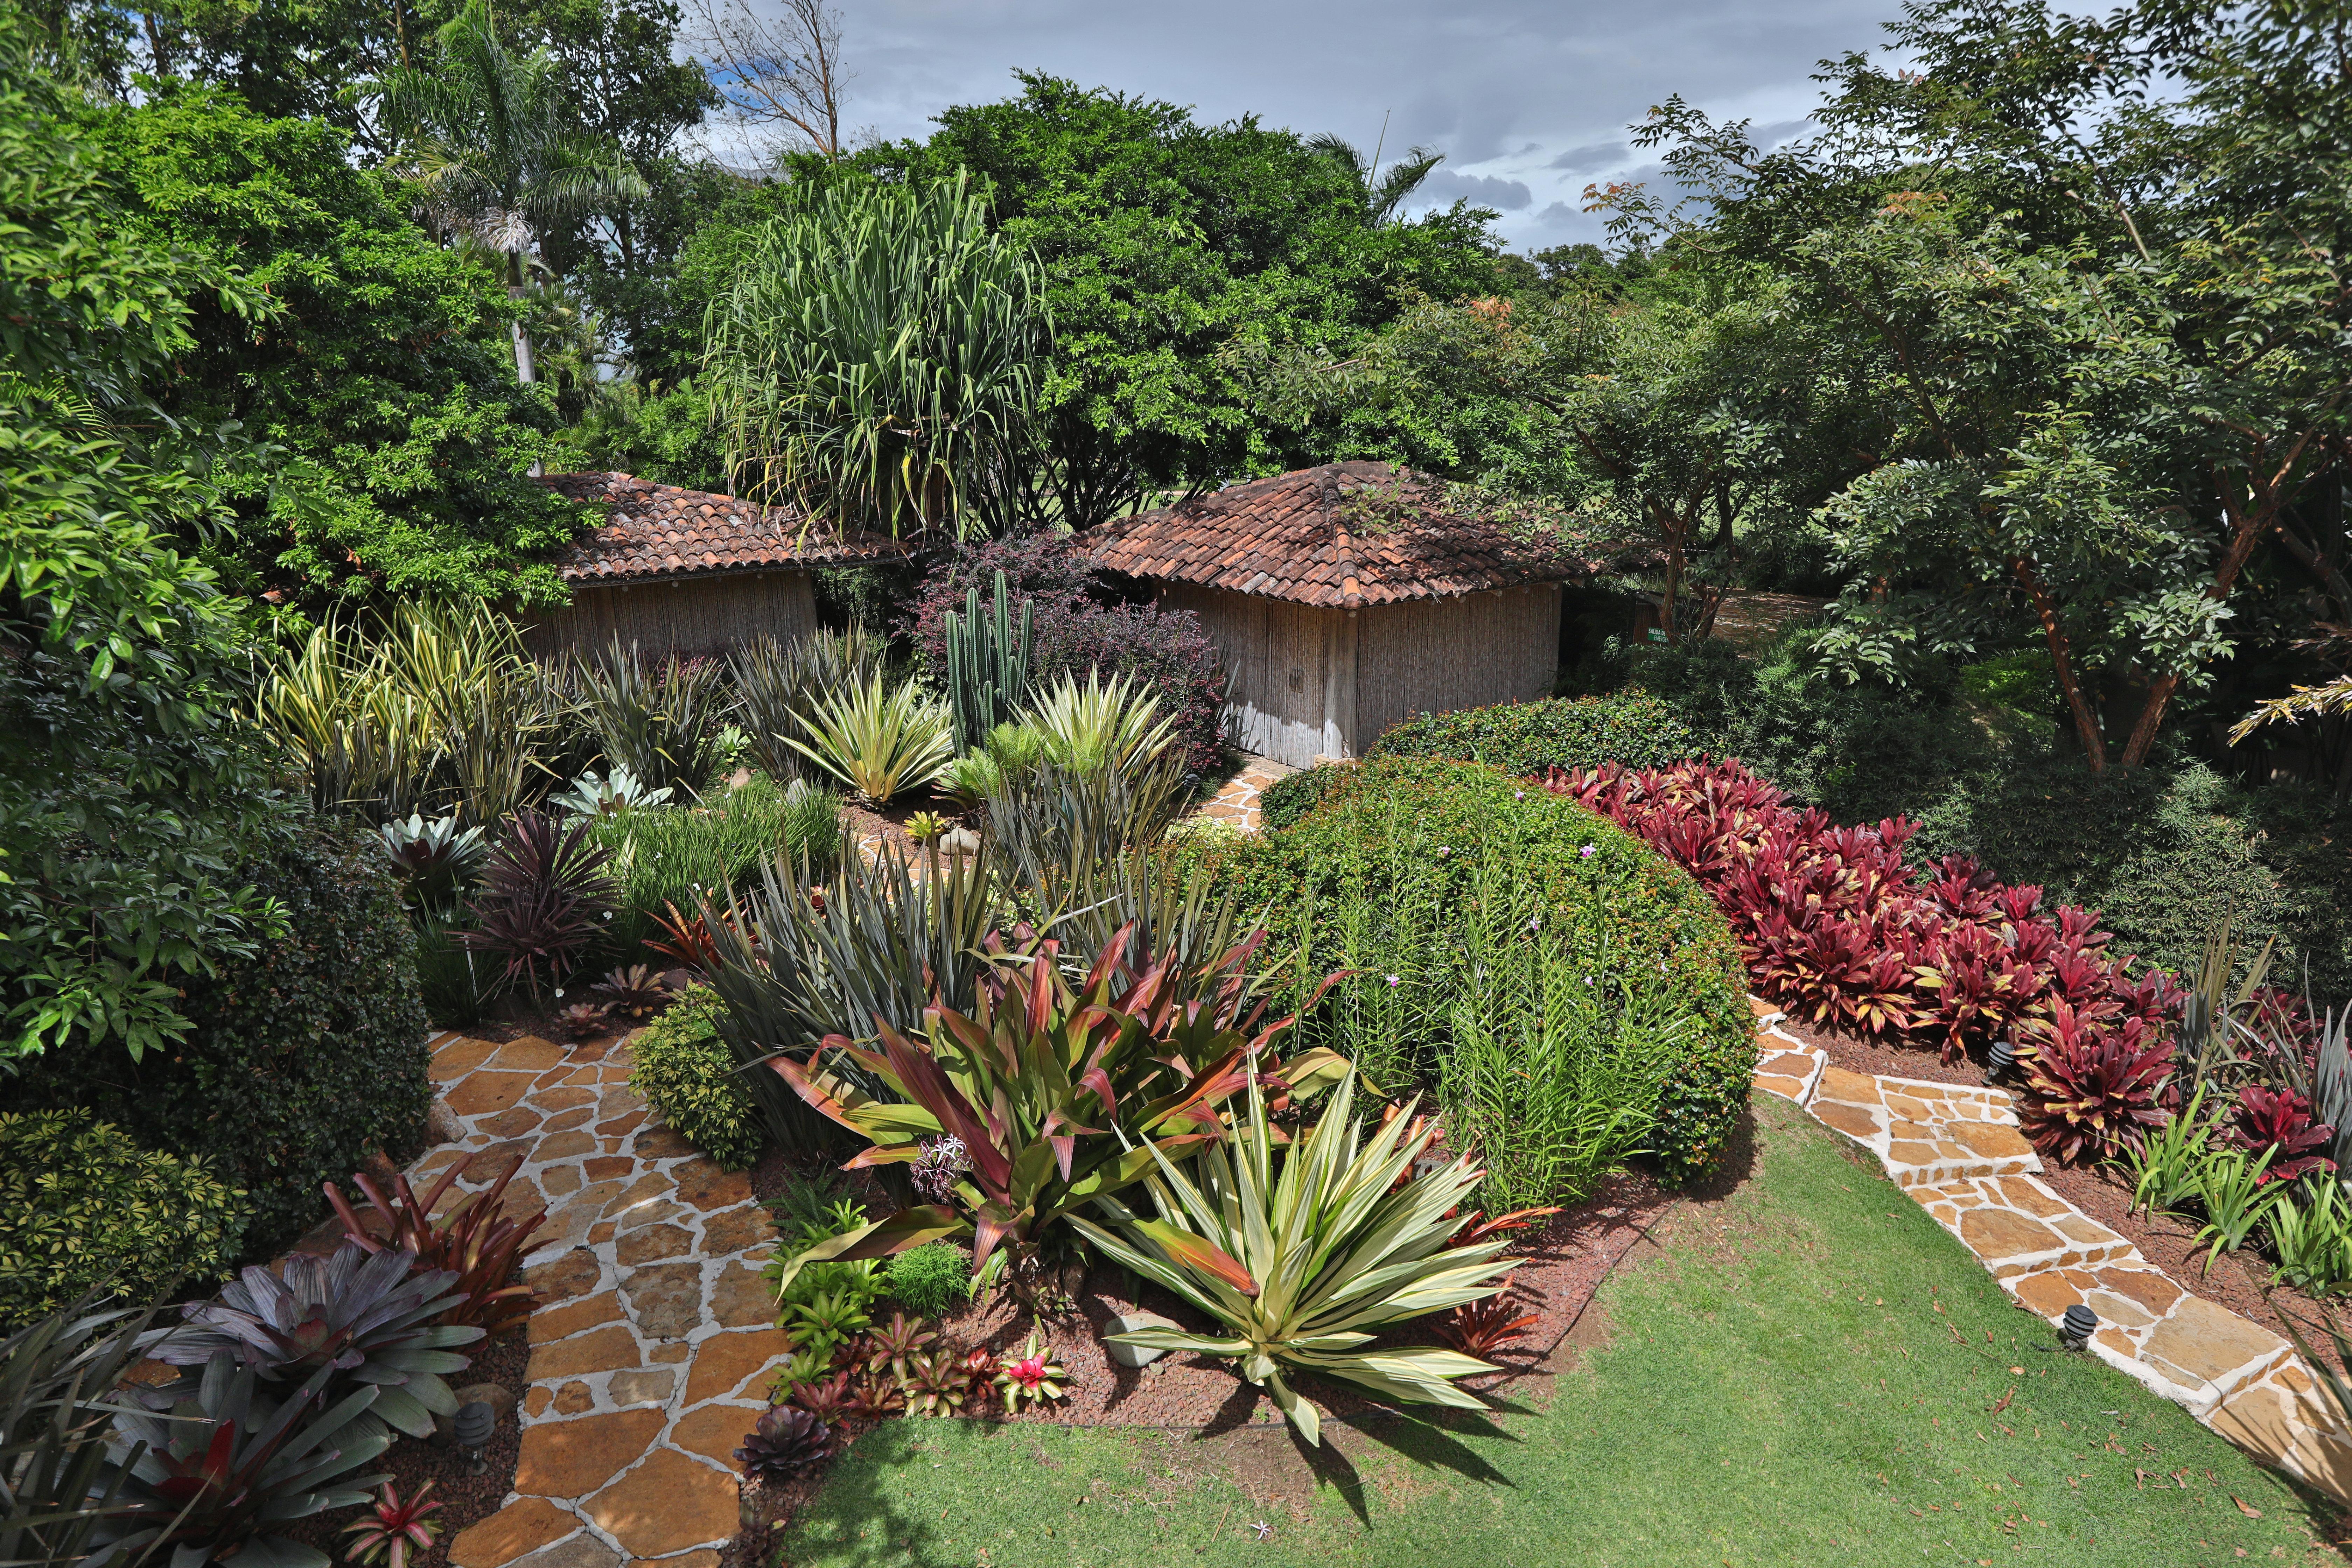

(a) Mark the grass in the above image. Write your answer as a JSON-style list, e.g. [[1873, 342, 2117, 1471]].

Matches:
[[779, 1095, 2343, 1567]]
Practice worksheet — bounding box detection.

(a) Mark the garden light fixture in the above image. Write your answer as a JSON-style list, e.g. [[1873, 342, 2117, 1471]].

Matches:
[[453, 1400, 496, 1474], [1984, 1040, 2016, 1087], [2059, 1303, 2096, 1352]]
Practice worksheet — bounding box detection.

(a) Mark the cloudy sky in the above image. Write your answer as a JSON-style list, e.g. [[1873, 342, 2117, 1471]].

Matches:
[[812, 0, 1913, 251]]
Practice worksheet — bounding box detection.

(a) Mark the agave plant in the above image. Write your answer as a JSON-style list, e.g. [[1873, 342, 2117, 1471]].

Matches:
[[321, 1154, 547, 1336], [768, 922, 1347, 1295], [990, 1329, 1068, 1413], [550, 765, 675, 818], [376, 812, 488, 921], [342, 1480, 443, 1568], [145, 1244, 483, 1439], [1070, 1070, 1517, 1446], [461, 810, 618, 999], [784, 673, 954, 805], [734, 1406, 831, 1481], [97, 1353, 392, 1568]]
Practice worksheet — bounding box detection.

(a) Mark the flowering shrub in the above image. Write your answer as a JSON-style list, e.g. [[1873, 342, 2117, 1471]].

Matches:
[[1548, 760, 2184, 1099], [906, 538, 1228, 776]]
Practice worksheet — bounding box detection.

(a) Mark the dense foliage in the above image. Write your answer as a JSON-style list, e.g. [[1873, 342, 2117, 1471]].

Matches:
[[626, 986, 763, 1170], [0, 1111, 244, 1326], [16, 824, 431, 1259], [1368, 692, 1707, 782], [1183, 756, 1755, 1184]]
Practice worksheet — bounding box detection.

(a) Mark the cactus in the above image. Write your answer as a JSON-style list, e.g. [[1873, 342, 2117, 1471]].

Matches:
[[941, 569, 1033, 755]]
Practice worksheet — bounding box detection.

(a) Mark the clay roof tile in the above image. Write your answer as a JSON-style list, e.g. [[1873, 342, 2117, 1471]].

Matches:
[[534, 472, 911, 584]]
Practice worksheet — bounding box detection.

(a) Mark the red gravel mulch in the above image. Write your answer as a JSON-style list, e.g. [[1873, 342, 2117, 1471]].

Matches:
[[1780, 1012, 2351, 1376]]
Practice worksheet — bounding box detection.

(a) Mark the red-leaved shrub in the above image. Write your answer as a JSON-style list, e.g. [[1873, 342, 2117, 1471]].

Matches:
[[1544, 758, 2185, 1136], [2233, 1085, 2337, 1183], [2015, 1004, 2173, 1163]]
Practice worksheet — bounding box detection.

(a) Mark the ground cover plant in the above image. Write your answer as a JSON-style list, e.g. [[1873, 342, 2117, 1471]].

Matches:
[[775, 1095, 2330, 1566]]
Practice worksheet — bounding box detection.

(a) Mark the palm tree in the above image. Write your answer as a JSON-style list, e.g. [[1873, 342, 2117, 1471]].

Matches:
[[382, 0, 646, 389], [1307, 131, 1444, 226]]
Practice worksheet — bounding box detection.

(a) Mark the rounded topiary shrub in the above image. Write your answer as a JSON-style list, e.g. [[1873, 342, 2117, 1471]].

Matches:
[[1179, 756, 1754, 1186], [16, 820, 431, 1260], [628, 985, 764, 1171], [1367, 691, 1706, 777], [0, 1110, 246, 1328]]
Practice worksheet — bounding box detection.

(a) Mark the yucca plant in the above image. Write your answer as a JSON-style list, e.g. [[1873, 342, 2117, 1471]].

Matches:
[[145, 1244, 483, 1440], [784, 674, 953, 805], [706, 173, 1046, 538], [321, 1153, 547, 1336], [1070, 1070, 1518, 1446], [97, 1353, 391, 1568], [0, 1300, 158, 1568], [573, 637, 727, 797], [729, 625, 888, 784], [768, 923, 1348, 1295]]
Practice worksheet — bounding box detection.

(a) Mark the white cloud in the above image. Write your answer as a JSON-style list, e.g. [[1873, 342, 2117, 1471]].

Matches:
[[1418, 169, 1535, 211], [786, 0, 1907, 249]]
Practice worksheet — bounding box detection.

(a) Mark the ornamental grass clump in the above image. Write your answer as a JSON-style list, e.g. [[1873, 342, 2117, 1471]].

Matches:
[[1071, 1070, 1518, 1446]]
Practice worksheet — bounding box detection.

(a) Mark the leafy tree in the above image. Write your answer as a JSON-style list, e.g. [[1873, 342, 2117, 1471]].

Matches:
[[851, 74, 1505, 524], [89, 90, 590, 604], [705, 174, 1049, 537], [382, 0, 647, 387], [1618, 0, 2352, 769], [0, 15, 291, 1066]]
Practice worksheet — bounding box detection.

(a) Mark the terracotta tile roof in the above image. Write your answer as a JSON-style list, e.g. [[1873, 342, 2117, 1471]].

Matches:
[[1089, 462, 1610, 609], [536, 472, 910, 584]]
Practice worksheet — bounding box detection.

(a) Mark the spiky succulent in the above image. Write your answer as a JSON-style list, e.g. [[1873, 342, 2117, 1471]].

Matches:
[[1436, 1292, 1538, 1357], [591, 963, 670, 1020], [144, 1243, 482, 1438], [734, 1406, 832, 1481]]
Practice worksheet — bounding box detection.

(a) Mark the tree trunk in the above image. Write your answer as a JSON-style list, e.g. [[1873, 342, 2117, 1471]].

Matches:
[[507, 248, 542, 479], [2012, 555, 2107, 771]]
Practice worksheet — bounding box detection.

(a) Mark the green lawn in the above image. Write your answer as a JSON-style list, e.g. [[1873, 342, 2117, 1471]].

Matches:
[[781, 1095, 2343, 1567]]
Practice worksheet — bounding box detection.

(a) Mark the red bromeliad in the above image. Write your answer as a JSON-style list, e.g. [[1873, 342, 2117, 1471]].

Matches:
[[342, 1481, 443, 1568], [2233, 1085, 2337, 1184], [2016, 1005, 2174, 1164]]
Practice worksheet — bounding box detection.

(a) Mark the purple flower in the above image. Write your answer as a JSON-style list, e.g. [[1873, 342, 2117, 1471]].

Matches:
[[1435, 846, 1450, 858], [1385, 974, 1401, 988], [1513, 790, 1526, 801], [1580, 844, 1597, 859]]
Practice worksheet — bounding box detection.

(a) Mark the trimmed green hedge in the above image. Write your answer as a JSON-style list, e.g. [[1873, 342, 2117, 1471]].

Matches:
[[0, 1110, 245, 1327], [16, 821, 431, 1260], [1183, 756, 1755, 1185], [629, 986, 765, 1171], [1367, 691, 1706, 778]]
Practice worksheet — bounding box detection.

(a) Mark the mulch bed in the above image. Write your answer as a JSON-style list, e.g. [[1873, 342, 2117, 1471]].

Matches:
[[735, 1148, 1674, 1552], [1783, 1013, 2350, 1375]]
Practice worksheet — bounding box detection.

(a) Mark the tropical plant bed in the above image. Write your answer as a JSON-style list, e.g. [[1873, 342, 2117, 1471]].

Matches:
[[732, 1158, 1672, 1552], [1785, 1011, 2352, 1374], [271, 1322, 532, 1568]]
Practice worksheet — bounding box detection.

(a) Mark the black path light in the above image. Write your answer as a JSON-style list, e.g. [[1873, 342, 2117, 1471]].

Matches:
[[454, 1400, 496, 1474], [2059, 1303, 2098, 1351], [1983, 1040, 2018, 1088]]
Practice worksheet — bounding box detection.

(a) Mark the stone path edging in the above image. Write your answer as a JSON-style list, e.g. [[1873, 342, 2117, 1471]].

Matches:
[[415, 1030, 798, 1568], [1751, 1001, 2352, 1503]]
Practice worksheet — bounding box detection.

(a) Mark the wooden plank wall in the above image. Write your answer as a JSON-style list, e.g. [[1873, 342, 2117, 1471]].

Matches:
[[1349, 584, 1562, 750], [519, 570, 819, 661], [1162, 584, 1339, 769]]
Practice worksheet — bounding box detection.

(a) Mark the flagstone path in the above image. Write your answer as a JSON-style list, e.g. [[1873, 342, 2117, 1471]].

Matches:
[[415, 1030, 797, 1568], [1190, 755, 1292, 834], [1752, 1001, 2352, 1504]]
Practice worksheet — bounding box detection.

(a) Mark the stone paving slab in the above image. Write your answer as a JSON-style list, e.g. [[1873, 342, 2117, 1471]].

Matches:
[[1191, 756, 1293, 834], [420, 1031, 785, 1568], [1748, 1001, 2352, 1503]]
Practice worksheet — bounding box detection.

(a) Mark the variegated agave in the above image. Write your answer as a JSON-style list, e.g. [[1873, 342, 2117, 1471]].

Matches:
[[144, 1243, 483, 1439], [1069, 1069, 1516, 1446]]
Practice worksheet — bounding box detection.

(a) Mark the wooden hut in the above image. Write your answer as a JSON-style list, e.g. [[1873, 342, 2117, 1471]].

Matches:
[[1092, 462, 1603, 769], [522, 472, 908, 659]]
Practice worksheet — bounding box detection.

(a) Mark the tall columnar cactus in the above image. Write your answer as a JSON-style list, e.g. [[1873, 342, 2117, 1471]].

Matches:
[[941, 569, 1033, 754]]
